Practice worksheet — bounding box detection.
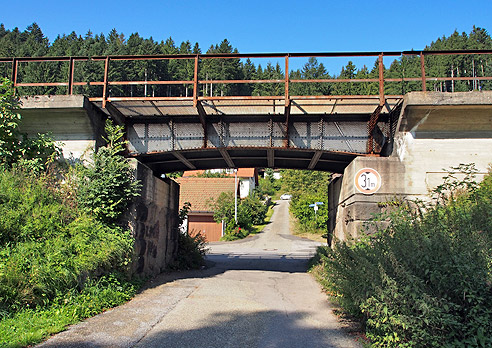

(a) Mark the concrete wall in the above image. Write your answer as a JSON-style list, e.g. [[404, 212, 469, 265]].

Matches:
[[393, 91, 492, 200], [19, 95, 106, 159], [330, 92, 492, 243], [329, 157, 405, 242], [125, 160, 180, 276]]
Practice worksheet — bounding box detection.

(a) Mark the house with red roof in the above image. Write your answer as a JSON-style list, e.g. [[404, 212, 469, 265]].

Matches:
[[182, 168, 258, 198], [175, 168, 258, 241]]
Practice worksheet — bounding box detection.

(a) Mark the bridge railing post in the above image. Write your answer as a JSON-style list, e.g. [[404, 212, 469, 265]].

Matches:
[[102, 56, 110, 109], [285, 55, 290, 107], [67, 57, 74, 95], [11, 58, 18, 95], [378, 53, 384, 106], [420, 52, 427, 91], [193, 55, 199, 107]]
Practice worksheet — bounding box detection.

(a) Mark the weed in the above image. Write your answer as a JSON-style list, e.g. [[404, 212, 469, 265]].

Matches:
[[311, 166, 492, 347]]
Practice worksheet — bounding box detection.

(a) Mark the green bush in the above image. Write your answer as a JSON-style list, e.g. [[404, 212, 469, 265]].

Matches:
[[0, 170, 74, 246], [256, 171, 281, 197], [212, 192, 268, 239], [0, 80, 141, 347], [172, 232, 208, 270], [171, 202, 209, 270], [239, 195, 268, 226], [289, 191, 328, 230], [0, 171, 134, 313], [0, 78, 61, 173], [280, 169, 330, 231], [75, 120, 140, 224], [0, 273, 142, 348], [312, 166, 492, 347]]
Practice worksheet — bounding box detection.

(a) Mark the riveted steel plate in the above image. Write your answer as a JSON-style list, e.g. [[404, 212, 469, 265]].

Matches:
[[271, 122, 287, 147], [173, 122, 205, 150], [207, 122, 222, 148], [321, 121, 368, 153], [289, 121, 322, 149], [224, 122, 271, 147], [127, 123, 173, 154]]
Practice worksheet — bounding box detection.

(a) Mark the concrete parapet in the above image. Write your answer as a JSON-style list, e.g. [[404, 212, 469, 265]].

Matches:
[[397, 91, 492, 138], [124, 160, 180, 276], [394, 91, 492, 201], [18, 95, 106, 159]]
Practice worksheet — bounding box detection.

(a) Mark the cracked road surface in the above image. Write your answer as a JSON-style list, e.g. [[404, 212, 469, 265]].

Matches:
[[37, 200, 361, 348]]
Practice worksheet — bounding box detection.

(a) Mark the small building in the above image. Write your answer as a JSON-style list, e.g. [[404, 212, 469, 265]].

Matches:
[[181, 168, 259, 199], [175, 177, 238, 242], [176, 168, 259, 241]]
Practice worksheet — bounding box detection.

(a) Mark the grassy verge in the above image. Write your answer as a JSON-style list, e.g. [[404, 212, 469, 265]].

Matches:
[[251, 203, 276, 234], [221, 202, 276, 241], [0, 274, 143, 348], [270, 191, 283, 200], [290, 212, 327, 243]]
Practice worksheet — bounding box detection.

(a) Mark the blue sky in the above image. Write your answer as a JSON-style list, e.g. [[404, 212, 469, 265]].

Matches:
[[2, 0, 491, 73]]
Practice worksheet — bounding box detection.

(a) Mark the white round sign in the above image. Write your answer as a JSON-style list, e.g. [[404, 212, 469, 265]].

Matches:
[[354, 168, 382, 194]]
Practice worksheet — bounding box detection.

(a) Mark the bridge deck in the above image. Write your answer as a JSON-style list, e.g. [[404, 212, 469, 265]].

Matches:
[[94, 97, 402, 173], [17, 50, 492, 173]]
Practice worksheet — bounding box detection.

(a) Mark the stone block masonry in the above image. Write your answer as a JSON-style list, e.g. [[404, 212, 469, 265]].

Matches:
[[329, 157, 405, 242], [124, 160, 180, 276]]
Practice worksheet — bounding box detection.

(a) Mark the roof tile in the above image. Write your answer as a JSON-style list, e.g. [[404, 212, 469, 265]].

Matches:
[[175, 177, 237, 212]]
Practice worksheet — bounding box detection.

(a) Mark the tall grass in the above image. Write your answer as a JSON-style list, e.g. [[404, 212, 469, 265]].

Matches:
[[0, 167, 138, 347], [0, 170, 134, 313], [312, 166, 492, 347]]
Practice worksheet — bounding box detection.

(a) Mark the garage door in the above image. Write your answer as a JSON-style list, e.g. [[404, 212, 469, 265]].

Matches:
[[188, 215, 223, 242]]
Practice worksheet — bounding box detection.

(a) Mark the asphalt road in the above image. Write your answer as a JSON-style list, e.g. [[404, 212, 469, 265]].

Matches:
[[37, 200, 361, 348]]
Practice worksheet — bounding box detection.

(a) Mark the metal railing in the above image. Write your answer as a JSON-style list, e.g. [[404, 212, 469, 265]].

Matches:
[[2, 49, 492, 108]]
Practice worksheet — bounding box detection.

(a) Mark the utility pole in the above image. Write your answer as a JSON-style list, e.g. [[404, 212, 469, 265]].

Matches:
[[144, 68, 148, 97], [234, 169, 238, 224]]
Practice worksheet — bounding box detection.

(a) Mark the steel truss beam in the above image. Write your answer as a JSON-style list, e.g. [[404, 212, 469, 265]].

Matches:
[[105, 101, 126, 126], [219, 148, 235, 168], [172, 151, 196, 170], [366, 105, 384, 154], [267, 149, 275, 168], [308, 151, 323, 170], [284, 101, 291, 148], [196, 100, 208, 148]]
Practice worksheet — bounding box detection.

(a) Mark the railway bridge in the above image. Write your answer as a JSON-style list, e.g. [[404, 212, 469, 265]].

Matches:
[[3, 50, 492, 272]]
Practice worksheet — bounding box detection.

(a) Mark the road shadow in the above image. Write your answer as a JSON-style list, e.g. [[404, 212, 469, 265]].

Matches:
[[134, 310, 360, 348], [39, 310, 361, 348], [140, 252, 314, 293]]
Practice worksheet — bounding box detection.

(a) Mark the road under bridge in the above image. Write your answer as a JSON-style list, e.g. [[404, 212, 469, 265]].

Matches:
[[10, 50, 492, 248]]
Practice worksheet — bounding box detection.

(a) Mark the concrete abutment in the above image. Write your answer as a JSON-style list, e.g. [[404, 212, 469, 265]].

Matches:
[[329, 91, 492, 243], [18, 95, 181, 277]]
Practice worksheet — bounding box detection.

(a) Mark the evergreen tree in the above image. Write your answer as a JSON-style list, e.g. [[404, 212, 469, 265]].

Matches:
[[333, 61, 356, 95], [201, 39, 241, 96], [252, 62, 284, 96], [240, 58, 256, 95], [301, 57, 330, 95], [355, 65, 378, 95], [1, 23, 492, 97]]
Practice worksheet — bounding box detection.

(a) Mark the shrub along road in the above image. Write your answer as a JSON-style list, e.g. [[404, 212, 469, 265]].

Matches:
[[37, 200, 360, 348]]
